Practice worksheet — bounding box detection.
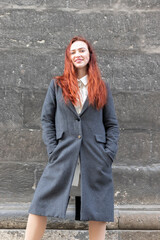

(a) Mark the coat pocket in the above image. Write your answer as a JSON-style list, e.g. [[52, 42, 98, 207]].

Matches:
[[56, 130, 64, 140], [94, 134, 112, 167], [48, 130, 64, 163], [94, 134, 106, 143]]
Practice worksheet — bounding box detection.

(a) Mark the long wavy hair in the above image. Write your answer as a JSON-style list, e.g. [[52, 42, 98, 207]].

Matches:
[[55, 36, 107, 110]]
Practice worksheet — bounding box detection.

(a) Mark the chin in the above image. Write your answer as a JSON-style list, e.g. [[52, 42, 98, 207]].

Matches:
[[75, 64, 86, 69]]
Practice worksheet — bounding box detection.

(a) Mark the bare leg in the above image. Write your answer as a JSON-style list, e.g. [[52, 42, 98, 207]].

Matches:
[[25, 214, 47, 240], [89, 221, 107, 240]]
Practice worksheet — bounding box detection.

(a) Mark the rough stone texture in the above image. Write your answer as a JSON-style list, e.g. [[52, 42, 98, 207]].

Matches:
[[1, 204, 160, 230], [151, 131, 160, 162], [0, 229, 118, 240], [0, 0, 68, 8], [140, 12, 160, 51], [0, 88, 23, 128], [114, 92, 160, 130], [116, 130, 152, 166], [0, 230, 160, 240], [0, 49, 64, 89], [0, 129, 46, 163], [0, 0, 160, 10], [100, 52, 160, 91], [47, 211, 119, 230], [117, 129, 160, 166], [0, 9, 160, 51], [119, 211, 160, 230], [0, 162, 44, 203], [113, 166, 160, 205], [121, 0, 160, 9], [0, 9, 142, 50], [1, 51, 160, 91], [0, 203, 120, 229], [0, 229, 91, 240], [22, 90, 46, 129], [0, 0, 108, 10], [119, 230, 160, 240], [0, 203, 87, 229]]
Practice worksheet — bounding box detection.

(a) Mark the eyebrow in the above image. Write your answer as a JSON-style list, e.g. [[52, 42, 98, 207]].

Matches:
[[70, 47, 87, 52]]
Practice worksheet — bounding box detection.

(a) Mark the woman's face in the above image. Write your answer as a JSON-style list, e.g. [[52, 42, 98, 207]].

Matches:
[[70, 41, 90, 70]]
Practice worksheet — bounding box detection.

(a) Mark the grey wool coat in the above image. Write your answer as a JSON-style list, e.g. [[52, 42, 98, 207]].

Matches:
[[29, 79, 119, 222]]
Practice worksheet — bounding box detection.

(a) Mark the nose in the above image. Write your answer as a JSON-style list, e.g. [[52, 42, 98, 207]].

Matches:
[[74, 50, 81, 57]]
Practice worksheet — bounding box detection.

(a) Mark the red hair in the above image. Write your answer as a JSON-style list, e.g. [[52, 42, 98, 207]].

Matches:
[[55, 36, 107, 110]]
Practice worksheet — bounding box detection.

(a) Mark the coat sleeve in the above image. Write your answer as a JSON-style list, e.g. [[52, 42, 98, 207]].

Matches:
[[41, 79, 57, 156], [103, 83, 119, 162]]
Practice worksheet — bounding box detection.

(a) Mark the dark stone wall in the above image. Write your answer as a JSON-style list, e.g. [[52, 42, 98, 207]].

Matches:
[[0, 0, 160, 206]]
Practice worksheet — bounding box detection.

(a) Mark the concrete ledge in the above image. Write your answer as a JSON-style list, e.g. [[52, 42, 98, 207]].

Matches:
[[119, 211, 160, 230], [0, 204, 160, 230], [0, 230, 160, 240]]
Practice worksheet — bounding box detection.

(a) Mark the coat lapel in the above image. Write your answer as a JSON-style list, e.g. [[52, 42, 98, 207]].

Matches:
[[66, 97, 90, 117], [58, 87, 78, 117], [79, 97, 89, 116], [67, 100, 79, 116]]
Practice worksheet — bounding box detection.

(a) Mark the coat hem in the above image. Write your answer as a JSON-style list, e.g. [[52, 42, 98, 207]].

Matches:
[[28, 209, 113, 222], [80, 217, 114, 222], [28, 209, 66, 219]]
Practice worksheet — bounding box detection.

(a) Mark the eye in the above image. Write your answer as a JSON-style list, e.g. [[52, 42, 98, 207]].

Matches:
[[79, 49, 85, 53]]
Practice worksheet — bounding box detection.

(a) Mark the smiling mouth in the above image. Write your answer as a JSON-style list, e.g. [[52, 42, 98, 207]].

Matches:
[[75, 59, 83, 63]]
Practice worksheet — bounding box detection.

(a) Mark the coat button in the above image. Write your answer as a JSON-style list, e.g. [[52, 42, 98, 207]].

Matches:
[[78, 135, 81, 139]]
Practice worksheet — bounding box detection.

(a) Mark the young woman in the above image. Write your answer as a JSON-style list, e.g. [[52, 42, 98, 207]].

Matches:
[[25, 36, 119, 240]]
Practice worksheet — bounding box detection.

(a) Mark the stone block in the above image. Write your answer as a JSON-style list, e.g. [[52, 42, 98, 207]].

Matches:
[[0, 0, 118, 9], [119, 211, 160, 230], [21, 90, 160, 131], [0, 0, 67, 8], [1, 8, 159, 51], [113, 91, 160, 129], [0, 9, 137, 50], [0, 129, 47, 163], [113, 166, 160, 205], [1, 50, 160, 92], [106, 210, 119, 230], [140, 12, 160, 50], [0, 88, 23, 128], [119, 230, 160, 240], [0, 203, 119, 229], [0, 229, 118, 240], [116, 130, 160, 166], [22, 90, 46, 129], [151, 131, 160, 163], [1, 229, 160, 240], [99, 52, 160, 91], [2, 0, 160, 10], [67, 0, 118, 9], [0, 49, 64, 89], [121, 0, 160, 9], [0, 203, 86, 228], [0, 162, 44, 203], [116, 130, 152, 166]]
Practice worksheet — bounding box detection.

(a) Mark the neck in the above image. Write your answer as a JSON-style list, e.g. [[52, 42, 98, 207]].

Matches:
[[76, 67, 87, 79]]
